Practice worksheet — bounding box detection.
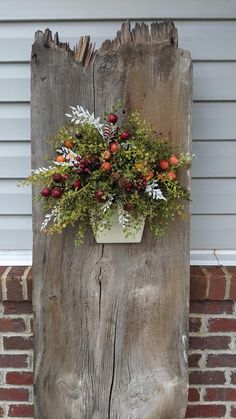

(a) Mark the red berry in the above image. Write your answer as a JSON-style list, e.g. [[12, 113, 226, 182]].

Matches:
[[167, 171, 177, 181], [120, 131, 129, 141], [51, 187, 63, 198], [52, 173, 63, 183], [159, 160, 169, 170], [80, 163, 86, 169], [41, 187, 51, 197], [72, 179, 82, 190], [95, 190, 106, 202], [101, 162, 112, 171], [107, 113, 118, 124], [84, 168, 91, 174], [61, 174, 69, 181], [110, 142, 119, 153], [123, 202, 133, 212], [169, 155, 179, 166], [75, 156, 81, 162]]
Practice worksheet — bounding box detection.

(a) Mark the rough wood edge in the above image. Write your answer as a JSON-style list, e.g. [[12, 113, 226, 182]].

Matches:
[[100, 19, 178, 51], [32, 19, 178, 68], [33, 28, 96, 68]]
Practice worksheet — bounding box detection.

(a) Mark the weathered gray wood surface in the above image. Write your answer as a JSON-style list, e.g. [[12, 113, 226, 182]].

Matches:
[[31, 21, 192, 419]]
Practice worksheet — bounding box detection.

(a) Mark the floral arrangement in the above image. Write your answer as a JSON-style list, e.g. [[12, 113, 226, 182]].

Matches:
[[24, 105, 191, 244]]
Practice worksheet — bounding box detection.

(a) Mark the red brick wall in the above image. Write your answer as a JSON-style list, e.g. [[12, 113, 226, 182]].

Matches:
[[0, 267, 33, 418], [0, 266, 236, 418]]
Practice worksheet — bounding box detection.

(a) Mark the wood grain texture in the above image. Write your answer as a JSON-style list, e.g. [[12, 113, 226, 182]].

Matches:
[[31, 21, 192, 419]]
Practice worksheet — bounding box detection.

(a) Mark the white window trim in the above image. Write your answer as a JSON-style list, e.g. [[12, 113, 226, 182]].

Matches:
[[0, 250, 236, 266]]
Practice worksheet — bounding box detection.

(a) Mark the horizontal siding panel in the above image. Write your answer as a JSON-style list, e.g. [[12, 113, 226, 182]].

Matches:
[[0, 104, 30, 141], [1, 21, 236, 62], [192, 141, 236, 178], [193, 63, 236, 101], [5, 62, 236, 102], [0, 142, 31, 177], [191, 179, 236, 214], [191, 215, 236, 249], [2, 142, 236, 180], [0, 216, 32, 250], [2, 102, 236, 142], [193, 103, 236, 140], [1, 179, 234, 216], [0, 180, 31, 214], [3, 141, 236, 179], [1, 215, 235, 251], [1, 0, 236, 20], [0, 64, 29, 102], [179, 21, 236, 61]]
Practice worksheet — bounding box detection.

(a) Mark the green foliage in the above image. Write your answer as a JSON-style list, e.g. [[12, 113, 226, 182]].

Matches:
[[24, 107, 191, 244]]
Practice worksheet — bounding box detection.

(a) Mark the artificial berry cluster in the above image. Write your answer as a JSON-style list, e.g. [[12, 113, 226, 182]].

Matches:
[[25, 105, 191, 244], [40, 113, 133, 200], [40, 112, 180, 215]]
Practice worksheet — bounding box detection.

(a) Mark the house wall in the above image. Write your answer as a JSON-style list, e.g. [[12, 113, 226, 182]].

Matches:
[[0, 1, 235, 264]]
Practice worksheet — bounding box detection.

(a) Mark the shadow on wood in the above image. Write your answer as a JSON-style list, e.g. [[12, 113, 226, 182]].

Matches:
[[31, 20, 192, 419]]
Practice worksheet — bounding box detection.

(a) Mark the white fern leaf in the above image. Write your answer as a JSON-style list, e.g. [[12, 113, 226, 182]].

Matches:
[[53, 161, 72, 167], [118, 206, 130, 229], [100, 196, 114, 213], [31, 166, 54, 175], [65, 105, 104, 135], [145, 180, 166, 201], [41, 206, 60, 231]]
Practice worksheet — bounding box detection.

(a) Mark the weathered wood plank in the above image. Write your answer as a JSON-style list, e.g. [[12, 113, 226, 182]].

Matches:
[[32, 21, 192, 419]]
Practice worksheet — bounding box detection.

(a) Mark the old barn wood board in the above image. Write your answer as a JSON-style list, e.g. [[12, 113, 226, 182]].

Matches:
[[31, 21, 192, 419]]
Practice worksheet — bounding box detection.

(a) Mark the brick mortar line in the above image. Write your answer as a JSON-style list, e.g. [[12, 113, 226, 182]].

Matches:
[[21, 267, 31, 301], [188, 400, 235, 406], [0, 333, 33, 337], [0, 369, 33, 373], [222, 267, 232, 300], [189, 368, 236, 372], [0, 267, 12, 301], [0, 347, 33, 351], [0, 384, 33, 389], [0, 313, 33, 317], [189, 349, 236, 353], [188, 384, 236, 390], [200, 267, 211, 297], [189, 332, 236, 336], [190, 314, 236, 318]]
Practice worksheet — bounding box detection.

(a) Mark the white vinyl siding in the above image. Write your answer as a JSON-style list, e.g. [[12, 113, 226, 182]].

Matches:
[[0, 1, 236, 265], [0, 0, 236, 20]]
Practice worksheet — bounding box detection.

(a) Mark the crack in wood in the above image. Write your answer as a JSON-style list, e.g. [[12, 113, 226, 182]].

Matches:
[[108, 307, 118, 419]]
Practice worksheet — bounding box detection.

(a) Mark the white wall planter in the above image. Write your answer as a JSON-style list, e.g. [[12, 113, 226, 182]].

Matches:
[[94, 211, 145, 243]]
